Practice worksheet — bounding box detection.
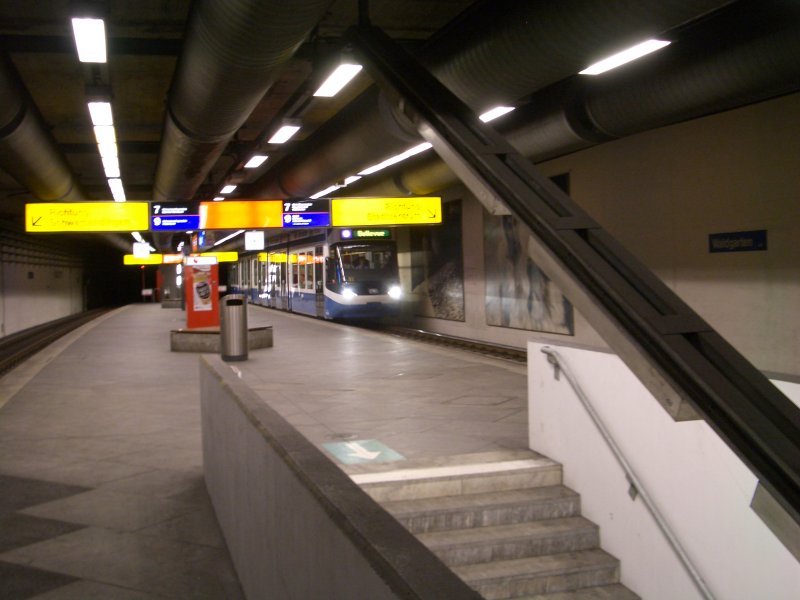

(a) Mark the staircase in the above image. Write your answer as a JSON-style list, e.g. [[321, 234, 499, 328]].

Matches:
[[347, 450, 639, 600]]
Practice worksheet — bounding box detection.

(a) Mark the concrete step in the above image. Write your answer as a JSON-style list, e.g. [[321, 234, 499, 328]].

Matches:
[[418, 516, 599, 566], [515, 583, 640, 600], [352, 454, 562, 502], [383, 486, 581, 534], [453, 549, 621, 600]]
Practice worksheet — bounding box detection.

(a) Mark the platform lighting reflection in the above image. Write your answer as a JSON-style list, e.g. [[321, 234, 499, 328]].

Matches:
[[97, 142, 117, 158], [267, 124, 301, 144], [309, 175, 362, 200], [108, 178, 126, 202], [220, 184, 237, 194], [93, 125, 116, 145], [358, 142, 433, 176], [479, 106, 515, 122], [102, 155, 120, 178], [71, 18, 107, 63], [213, 229, 245, 247], [388, 285, 402, 299], [579, 39, 671, 75], [87, 101, 113, 126], [314, 63, 363, 97], [244, 155, 268, 168]]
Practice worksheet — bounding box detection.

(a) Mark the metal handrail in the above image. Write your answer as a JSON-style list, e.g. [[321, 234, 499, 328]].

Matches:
[[541, 346, 715, 600]]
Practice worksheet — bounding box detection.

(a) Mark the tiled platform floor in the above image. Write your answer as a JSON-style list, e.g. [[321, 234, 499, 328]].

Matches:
[[0, 304, 529, 598]]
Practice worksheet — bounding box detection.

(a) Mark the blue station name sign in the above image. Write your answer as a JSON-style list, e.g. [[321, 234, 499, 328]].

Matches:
[[708, 230, 767, 253]]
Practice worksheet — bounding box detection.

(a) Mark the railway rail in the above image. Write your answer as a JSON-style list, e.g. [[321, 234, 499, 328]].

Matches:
[[373, 325, 527, 364], [0, 309, 110, 375]]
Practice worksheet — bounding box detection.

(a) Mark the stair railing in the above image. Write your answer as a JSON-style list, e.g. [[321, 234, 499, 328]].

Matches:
[[541, 346, 715, 600]]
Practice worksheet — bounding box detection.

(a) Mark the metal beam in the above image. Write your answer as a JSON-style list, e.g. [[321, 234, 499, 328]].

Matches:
[[347, 24, 800, 528]]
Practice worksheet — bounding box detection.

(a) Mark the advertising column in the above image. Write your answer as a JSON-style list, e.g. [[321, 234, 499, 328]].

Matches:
[[184, 257, 219, 329]]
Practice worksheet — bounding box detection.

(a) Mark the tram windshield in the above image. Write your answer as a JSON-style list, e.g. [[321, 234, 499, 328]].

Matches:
[[335, 242, 397, 281]]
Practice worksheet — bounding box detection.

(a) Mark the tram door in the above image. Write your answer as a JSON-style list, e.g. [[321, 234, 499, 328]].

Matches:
[[276, 257, 288, 310], [314, 245, 324, 317]]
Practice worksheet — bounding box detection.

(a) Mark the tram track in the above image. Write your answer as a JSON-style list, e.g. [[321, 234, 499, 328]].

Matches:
[[0, 309, 110, 376], [367, 324, 527, 364]]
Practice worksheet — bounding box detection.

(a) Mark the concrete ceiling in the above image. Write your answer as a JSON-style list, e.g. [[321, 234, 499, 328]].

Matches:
[[0, 0, 476, 219], [0, 0, 798, 255]]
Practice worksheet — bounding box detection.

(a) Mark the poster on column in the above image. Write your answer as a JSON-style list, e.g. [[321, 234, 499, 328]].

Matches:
[[192, 265, 213, 312]]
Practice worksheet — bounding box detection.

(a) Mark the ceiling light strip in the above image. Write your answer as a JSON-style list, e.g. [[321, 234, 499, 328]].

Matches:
[[580, 39, 671, 75]]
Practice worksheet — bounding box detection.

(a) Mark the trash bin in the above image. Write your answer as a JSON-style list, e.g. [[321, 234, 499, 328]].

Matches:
[[220, 294, 248, 361]]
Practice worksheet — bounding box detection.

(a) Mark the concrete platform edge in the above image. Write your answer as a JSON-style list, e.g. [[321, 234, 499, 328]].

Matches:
[[170, 326, 273, 353], [200, 354, 482, 600]]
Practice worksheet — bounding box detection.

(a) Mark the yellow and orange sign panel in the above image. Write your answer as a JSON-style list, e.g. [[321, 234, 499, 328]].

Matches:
[[26, 202, 149, 232], [331, 197, 441, 227], [124, 254, 163, 265], [199, 200, 282, 230]]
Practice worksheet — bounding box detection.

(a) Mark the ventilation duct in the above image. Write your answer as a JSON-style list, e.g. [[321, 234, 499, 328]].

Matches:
[[244, 0, 735, 199], [152, 0, 334, 203], [354, 3, 800, 196], [0, 54, 84, 203]]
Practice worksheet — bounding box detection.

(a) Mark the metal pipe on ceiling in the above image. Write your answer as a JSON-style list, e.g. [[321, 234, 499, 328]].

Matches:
[[353, 2, 800, 196], [244, 0, 735, 199], [0, 53, 84, 203], [152, 0, 335, 203]]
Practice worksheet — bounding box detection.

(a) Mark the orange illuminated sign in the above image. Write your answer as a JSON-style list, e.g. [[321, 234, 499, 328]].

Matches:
[[199, 200, 283, 230]]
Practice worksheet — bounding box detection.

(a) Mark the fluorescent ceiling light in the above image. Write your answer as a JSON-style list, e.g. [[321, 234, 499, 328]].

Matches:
[[220, 184, 237, 194], [97, 141, 117, 158], [213, 196, 224, 201], [479, 106, 515, 123], [580, 39, 671, 75], [343, 175, 362, 185], [314, 63, 363, 97], [71, 18, 107, 63], [268, 125, 301, 144], [310, 184, 341, 199], [87, 101, 113, 126], [358, 142, 433, 176], [244, 155, 268, 168], [93, 125, 116, 145], [102, 155, 120, 178], [214, 230, 245, 247], [108, 178, 126, 202]]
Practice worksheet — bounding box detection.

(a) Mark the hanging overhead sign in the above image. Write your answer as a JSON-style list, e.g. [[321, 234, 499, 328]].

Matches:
[[150, 202, 200, 231], [26, 202, 149, 232], [122, 251, 238, 266], [124, 254, 163, 265], [331, 197, 441, 226], [282, 199, 331, 228], [27, 197, 442, 234], [199, 200, 283, 230]]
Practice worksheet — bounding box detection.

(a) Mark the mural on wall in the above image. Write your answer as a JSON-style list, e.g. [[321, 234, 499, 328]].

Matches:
[[410, 200, 465, 321], [484, 212, 574, 335]]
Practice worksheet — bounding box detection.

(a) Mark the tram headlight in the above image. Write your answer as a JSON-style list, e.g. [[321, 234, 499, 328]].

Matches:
[[388, 285, 402, 299], [342, 287, 357, 300]]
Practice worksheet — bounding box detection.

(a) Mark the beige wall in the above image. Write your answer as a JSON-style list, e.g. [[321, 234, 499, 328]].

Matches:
[[539, 92, 800, 376], [413, 92, 799, 377]]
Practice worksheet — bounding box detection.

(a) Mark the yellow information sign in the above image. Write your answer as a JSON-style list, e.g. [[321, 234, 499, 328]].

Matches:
[[331, 197, 441, 227], [199, 251, 238, 263], [124, 254, 163, 265], [26, 202, 149, 232]]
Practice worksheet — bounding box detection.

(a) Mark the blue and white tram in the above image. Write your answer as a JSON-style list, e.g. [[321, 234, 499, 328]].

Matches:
[[234, 229, 403, 321]]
